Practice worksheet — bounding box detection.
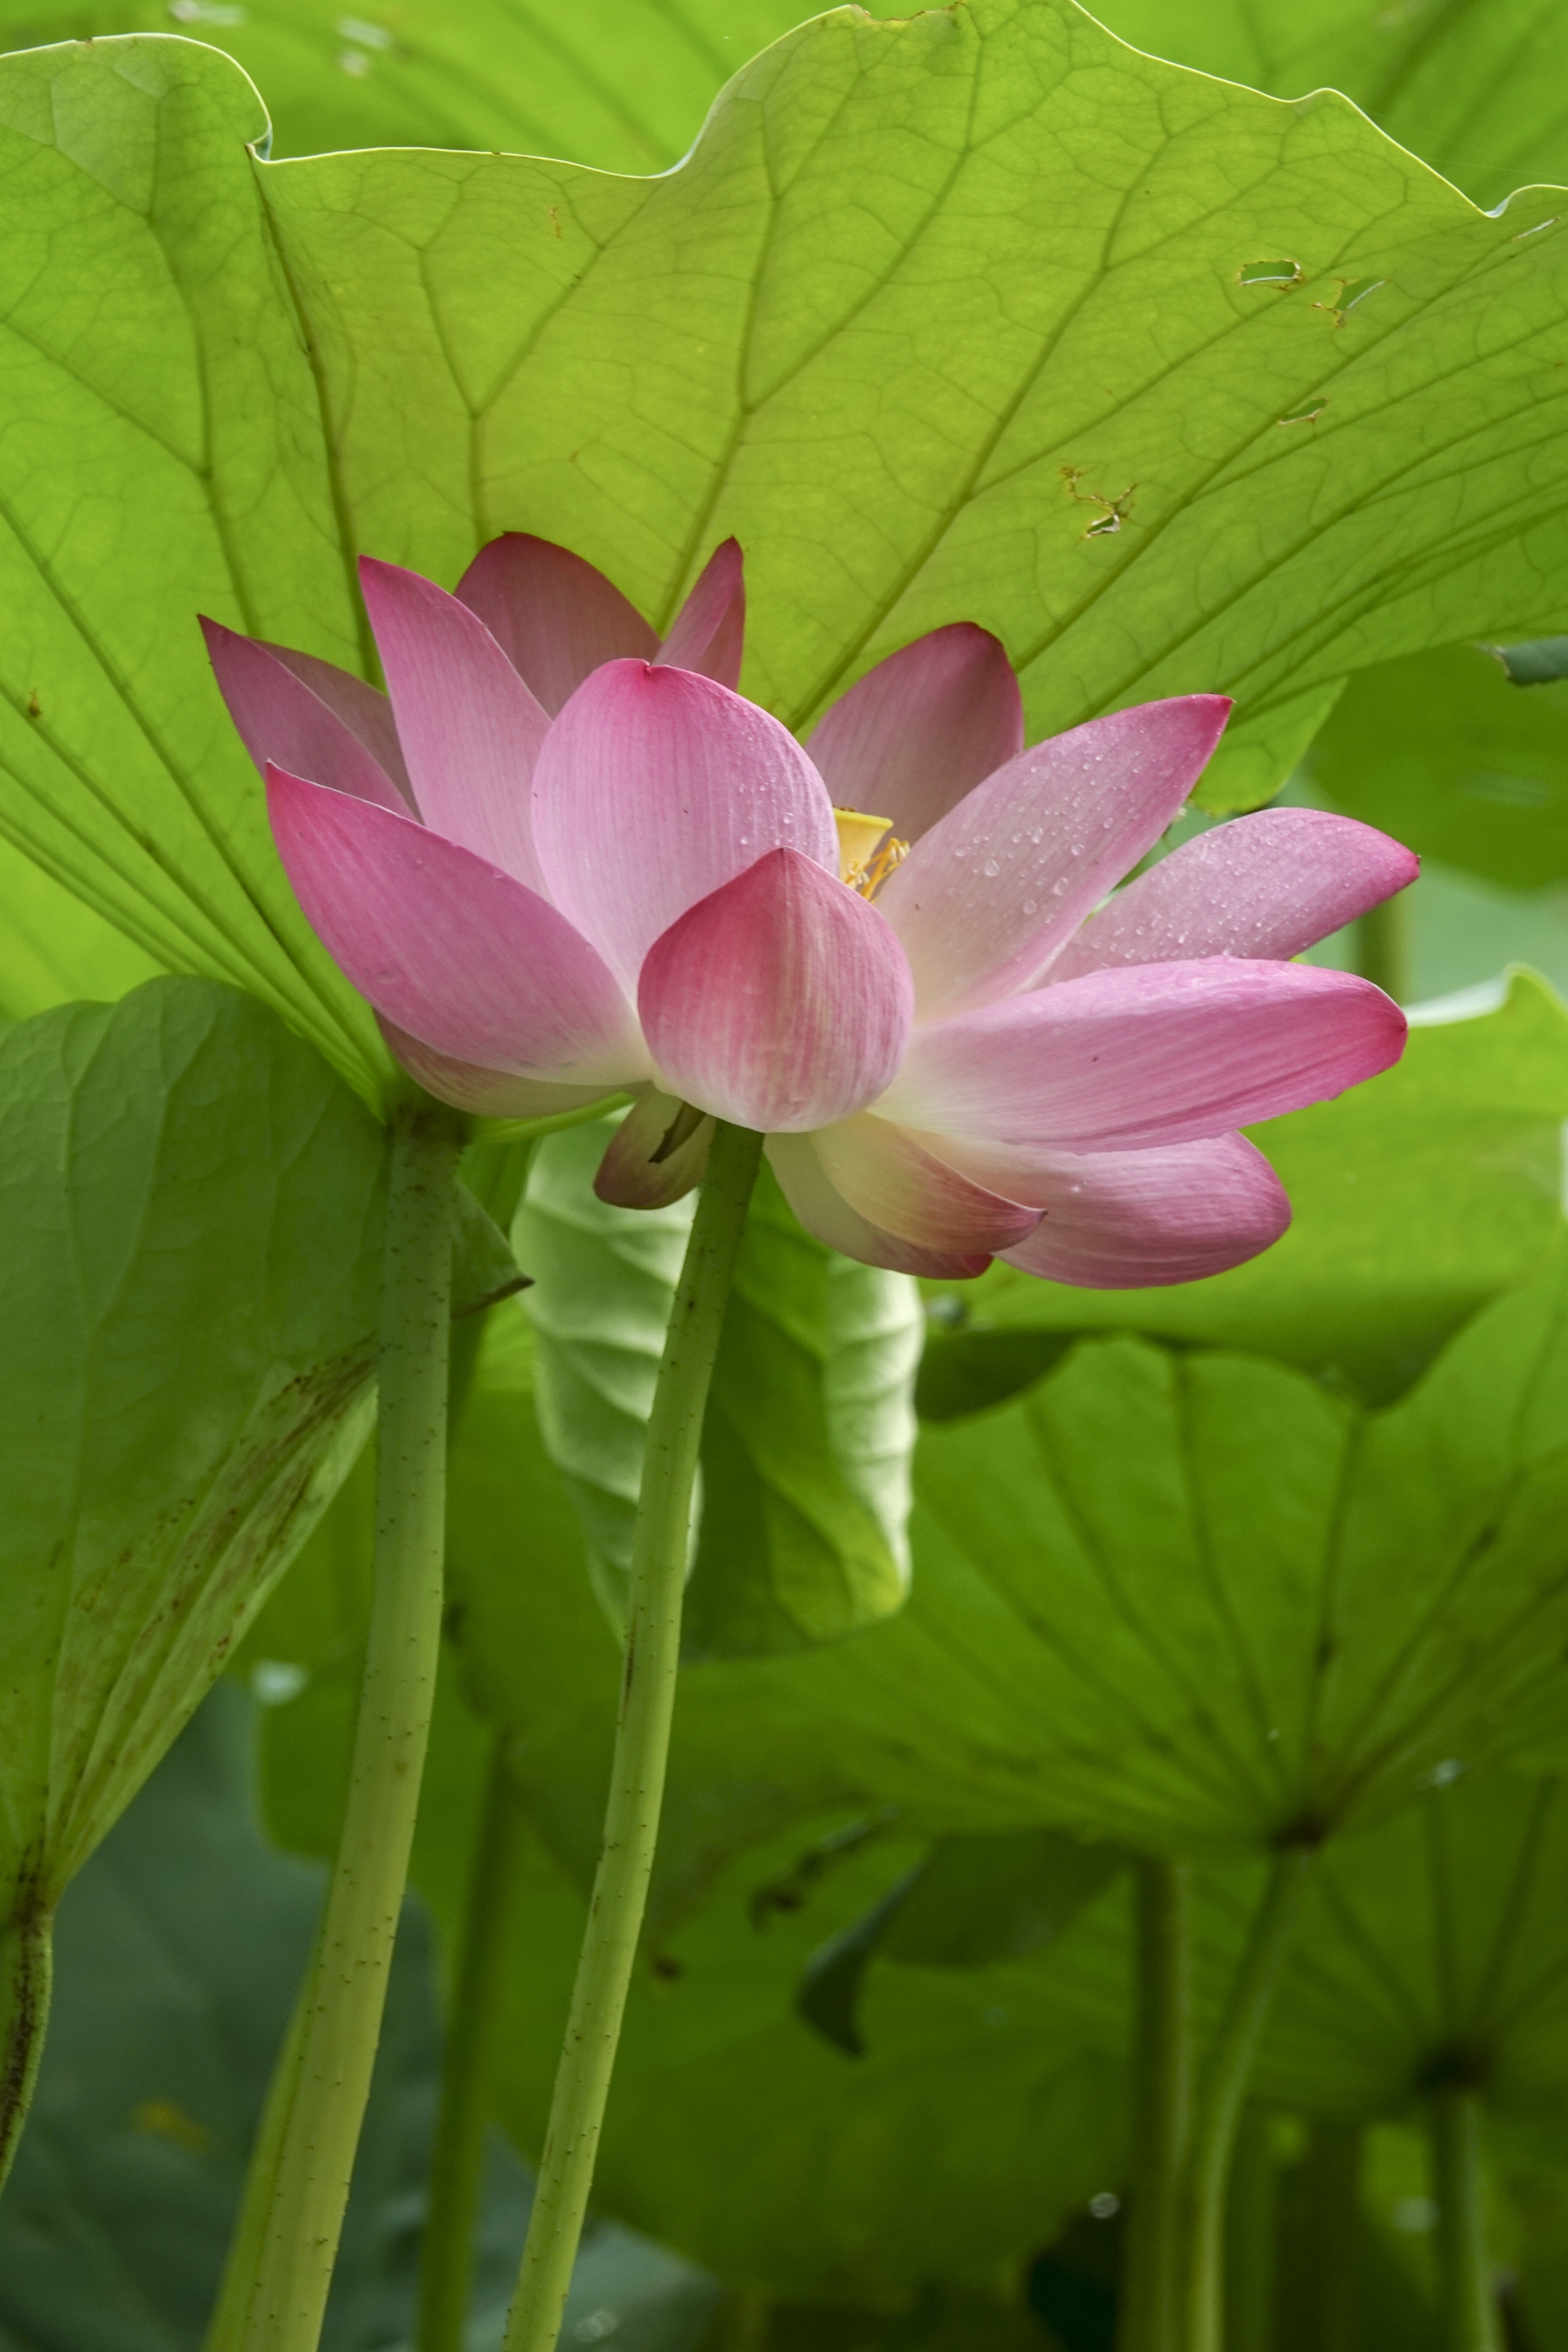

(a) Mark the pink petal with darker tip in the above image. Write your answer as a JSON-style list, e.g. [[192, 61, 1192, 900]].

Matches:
[[378, 1018, 616, 1121], [359, 558, 551, 892], [639, 847, 913, 1133], [455, 533, 657, 715], [806, 623, 1024, 845], [878, 959, 1406, 1152], [767, 1132, 992, 1279], [260, 640, 416, 805], [934, 1131, 1291, 1288], [1051, 809, 1419, 983], [202, 619, 411, 817], [877, 697, 1232, 1020], [812, 1114, 1040, 1253], [267, 765, 645, 1087], [531, 660, 837, 988], [655, 538, 744, 689]]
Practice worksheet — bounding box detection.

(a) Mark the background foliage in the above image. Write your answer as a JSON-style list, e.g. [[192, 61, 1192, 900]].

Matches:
[[2, 0, 1568, 2346]]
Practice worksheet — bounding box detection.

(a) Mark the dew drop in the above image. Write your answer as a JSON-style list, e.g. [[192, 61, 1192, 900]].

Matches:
[[1022, 898, 1038, 915], [983, 857, 1001, 877]]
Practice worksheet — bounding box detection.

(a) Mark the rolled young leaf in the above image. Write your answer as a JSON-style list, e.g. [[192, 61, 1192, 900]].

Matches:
[[518, 1122, 921, 1660]]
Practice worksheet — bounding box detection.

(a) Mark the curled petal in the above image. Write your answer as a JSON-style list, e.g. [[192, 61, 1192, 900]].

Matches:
[[639, 847, 914, 1133], [359, 558, 551, 891], [654, 538, 745, 688], [932, 1131, 1291, 1288], [1052, 809, 1419, 982], [806, 624, 1024, 844], [812, 1114, 1040, 1253], [531, 661, 838, 988], [455, 533, 657, 714], [379, 1019, 616, 1121], [202, 619, 411, 816], [767, 1132, 992, 1279], [879, 959, 1406, 1151], [267, 766, 645, 1087], [877, 697, 1232, 1019], [594, 1090, 715, 1209]]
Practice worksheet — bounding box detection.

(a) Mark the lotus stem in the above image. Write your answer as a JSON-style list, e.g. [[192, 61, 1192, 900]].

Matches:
[[1222, 2107, 1278, 2352], [1118, 1859, 1195, 2352], [502, 1119, 764, 2352], [0, 1897, 52, 2196], [1296, 2116, 1363, 2349], [1431, 2086, 1503, 2352], [1183, 1847, 1310, 2352], [419, 1736, 531, 2351], [1355, 891, 1410, 1003], [207, 1097, 462, 2352]]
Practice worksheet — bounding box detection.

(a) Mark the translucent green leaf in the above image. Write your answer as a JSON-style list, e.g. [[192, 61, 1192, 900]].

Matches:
[[1098, 0, 1568, 209], [517, 1124, 918, 1660], [5, 11, 1568, 1001], [254, 3, 1568, 809], [1308, 646, 1568, 892], [0, 0, 814, 172], [0, 36, 385, 1099], [0, 974, 511, 1935], [922, 973, 1568, 1411]]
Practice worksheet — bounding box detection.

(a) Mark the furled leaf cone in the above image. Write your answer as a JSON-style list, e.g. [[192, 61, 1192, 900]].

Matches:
[[203, 534, 1414, 1287]]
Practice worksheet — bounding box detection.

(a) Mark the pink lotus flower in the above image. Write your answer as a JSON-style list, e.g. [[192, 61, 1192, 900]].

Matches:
[[204, 536, 1413, 1288]]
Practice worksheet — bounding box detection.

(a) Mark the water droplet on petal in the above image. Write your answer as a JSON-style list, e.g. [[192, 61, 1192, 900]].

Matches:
[[983, 857, 1000, 877]]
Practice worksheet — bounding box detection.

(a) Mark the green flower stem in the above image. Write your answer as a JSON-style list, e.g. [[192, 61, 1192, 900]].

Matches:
[[1184, 1848, 1310, 2352], [0, 1902, 52, 2195], [1297, 2117, 1363, 2350], [1222, 2108, 1277, 2352], [1431, 2087, 1503, 2352], [503, 1120, 765, 2352], [419, 1736, 531, 2352], [1355, 891, 1411, 1003], [1118, 1860, 1194, 2352], [208, 1099, 462, 2352]]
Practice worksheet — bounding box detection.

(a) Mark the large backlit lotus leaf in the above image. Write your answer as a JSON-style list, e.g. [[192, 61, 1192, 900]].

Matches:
[[0, 0, 817, 170], [1098, 0, 1568, 209], [5, 16, 1568, 1023]]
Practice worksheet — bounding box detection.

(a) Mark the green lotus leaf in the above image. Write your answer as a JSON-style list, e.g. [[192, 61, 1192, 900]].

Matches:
[[4, 13, 1568, 1032], [0, 0, 815, 172], [1255, 1769, 1568, 2122], [1098, 0, 1568, 208], [1307, 646, 1568, 892], [486, 1809, 1125, 2304], [0, 976, 515, 2106]]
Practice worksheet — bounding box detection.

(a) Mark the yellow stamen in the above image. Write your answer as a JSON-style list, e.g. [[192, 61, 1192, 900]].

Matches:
[[833, 806, 910, 899]]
